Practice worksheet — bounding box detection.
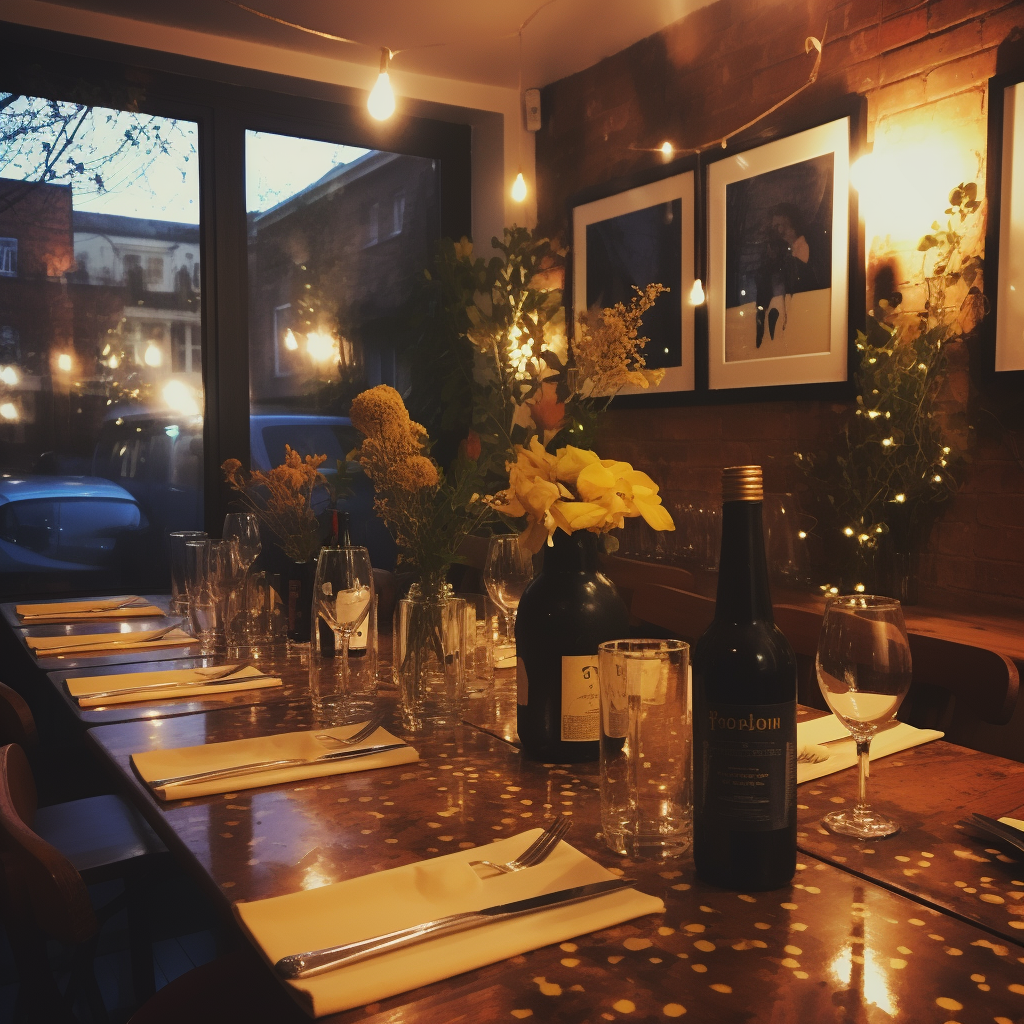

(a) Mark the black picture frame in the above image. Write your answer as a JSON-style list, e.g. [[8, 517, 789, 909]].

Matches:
[[703, 95, 865, 399], [567, 155, 698, 407]]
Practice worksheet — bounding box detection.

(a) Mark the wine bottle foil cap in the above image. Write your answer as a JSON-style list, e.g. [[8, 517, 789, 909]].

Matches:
[[722, 465, 763, 502]]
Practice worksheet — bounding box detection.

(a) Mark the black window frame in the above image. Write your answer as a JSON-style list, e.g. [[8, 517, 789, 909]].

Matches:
[[0, 20, 472, 538]]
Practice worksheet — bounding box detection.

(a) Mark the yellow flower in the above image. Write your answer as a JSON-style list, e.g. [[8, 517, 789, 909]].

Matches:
[[392, 455, 440, 492], [350, 384, 413, 442], [554, 445, 600, 487]]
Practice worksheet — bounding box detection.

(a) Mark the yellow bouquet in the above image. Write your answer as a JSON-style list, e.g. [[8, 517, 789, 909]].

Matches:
[[494, 438, 675, 553]]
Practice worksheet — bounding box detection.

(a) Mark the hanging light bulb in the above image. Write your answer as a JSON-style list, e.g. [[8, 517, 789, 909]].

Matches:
[[511, 171, 528, 203], [660, 141, 674, 159], [689, 279, 706, 305], [368, 48, 396, 121]]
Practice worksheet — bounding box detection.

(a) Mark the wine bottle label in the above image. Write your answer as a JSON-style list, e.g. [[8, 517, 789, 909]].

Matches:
[[350, 616, 368, 652], [699, 700, 795, 832], [561, 655, 600, 742]]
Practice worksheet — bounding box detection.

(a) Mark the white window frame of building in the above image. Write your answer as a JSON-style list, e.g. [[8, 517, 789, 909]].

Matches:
[[390, 193, 405, 237], [145, 256, 165, 288], [365, 203, 379, 247], [123, 253, 142, 282], [273, 303, 295, 378], [0, 238, 17, 278], [171, 321, 200, 374]]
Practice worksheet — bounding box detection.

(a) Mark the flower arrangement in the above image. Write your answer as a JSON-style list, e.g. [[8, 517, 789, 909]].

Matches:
[[796, 182, 982, 595], [347, 384, 495, 592], [222, 446, 328, 562], [571, 284, 667, 397], [494, 438, 676, 553]]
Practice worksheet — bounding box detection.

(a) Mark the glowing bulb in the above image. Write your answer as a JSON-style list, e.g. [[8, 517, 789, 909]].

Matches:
[[854, 583, 866, 593], [57, 353, 72, 372], [828, 586, 839, 595], [894, 493, 906, 503], [283, 329, 299, 351], [0, 366, 18, 386], [797, 531, 807, 539], [162, 379, 200, 417], [933, 474, 942, 482], [942, 446, 950, 454], [843, 527, 855, 537], [689, 279, 706, 305], [144, 344, 162, 367], [367, 49, 395, 121], [511, 172, 527, 203], [108, 355, 119, 369], [0, 402, 17, 421], [660, 141, 674, 157], [858, 533, 870, 543], [881, 437, 893, 446]]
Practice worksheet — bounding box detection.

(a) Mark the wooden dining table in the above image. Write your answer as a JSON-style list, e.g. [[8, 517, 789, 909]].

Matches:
[[4, 598, 1024, 1022]]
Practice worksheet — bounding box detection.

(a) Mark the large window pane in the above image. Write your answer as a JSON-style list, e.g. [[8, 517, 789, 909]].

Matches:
[[245, 131, 440, 568], [0, 94, 203, 596]]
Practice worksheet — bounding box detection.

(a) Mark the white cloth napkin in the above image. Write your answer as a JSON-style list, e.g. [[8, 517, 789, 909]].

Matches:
[[26, 627, 195, 657], [797, 714, 943, 784], [16, 597, 164, 621], [132, 723, 419, 801], [998, 816, 1024, 832], [68, 665, 283, 707], [235, 828, 665, 1018]]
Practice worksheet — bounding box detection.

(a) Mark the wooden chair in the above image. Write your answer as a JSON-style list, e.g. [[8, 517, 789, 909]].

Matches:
[[629, 583, 715, 643], [128, 947, 306, 1024], [0, 683, 168, 1019], [601, 555, 697, 610]]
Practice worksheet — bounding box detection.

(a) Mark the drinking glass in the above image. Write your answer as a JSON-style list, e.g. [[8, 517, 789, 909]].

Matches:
[[314, 547, 374, 697], [483, 536, 534, 646], [224, 513, 262, 635], [816, 595, 913, 839], [169, 531, 206, 615], [598, 639, 691, 858], [183, 539, 218, 653], [456, 592, 493, 694]]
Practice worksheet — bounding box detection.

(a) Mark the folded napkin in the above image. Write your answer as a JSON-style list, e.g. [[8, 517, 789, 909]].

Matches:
[[16, 597, 164, 621], [69, 665, 283, 707], [797, 714, 943, 784], [26, 627, 195, 657], [235, 828, 664, 1018], [999, 816, 1024, 832], [132, 723, 419, 801]]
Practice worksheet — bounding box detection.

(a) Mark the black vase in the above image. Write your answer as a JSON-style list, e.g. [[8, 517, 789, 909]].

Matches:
[[515, 530, 629, 763]]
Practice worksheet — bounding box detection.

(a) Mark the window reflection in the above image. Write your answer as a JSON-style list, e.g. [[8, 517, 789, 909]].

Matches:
[[0, 94, 203, 596]]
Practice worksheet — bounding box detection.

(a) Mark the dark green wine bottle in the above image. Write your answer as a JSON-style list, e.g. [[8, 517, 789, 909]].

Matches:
[[692, 465, 797, 891]]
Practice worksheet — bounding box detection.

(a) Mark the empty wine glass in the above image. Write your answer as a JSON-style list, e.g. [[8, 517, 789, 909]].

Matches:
[[484, 535, 534, 647], [224, 513, 262, 638], [816, 595, 913, 839], [315, 547, 374, 697]]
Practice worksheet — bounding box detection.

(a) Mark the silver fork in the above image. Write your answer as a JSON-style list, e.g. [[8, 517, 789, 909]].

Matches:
[[469, 817, 572, 877], [22, 597, 150, 619], [315, 715, 384, 749]]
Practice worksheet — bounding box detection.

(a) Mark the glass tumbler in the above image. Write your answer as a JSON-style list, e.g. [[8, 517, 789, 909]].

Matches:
[[598, 639, 691, 859], [170, 531, 207, 615]]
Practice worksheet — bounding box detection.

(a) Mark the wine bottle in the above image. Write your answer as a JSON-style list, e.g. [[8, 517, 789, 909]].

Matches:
[[692, 465, 797, 891], [318, 511, 357, 657], [516, 530, 629, 764]]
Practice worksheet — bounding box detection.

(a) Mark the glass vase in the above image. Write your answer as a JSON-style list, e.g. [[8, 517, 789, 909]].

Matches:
[[394, 584, 466, 730]]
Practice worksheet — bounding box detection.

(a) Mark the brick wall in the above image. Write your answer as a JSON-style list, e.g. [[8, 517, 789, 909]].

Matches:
[[535, 0, 1024, 616]]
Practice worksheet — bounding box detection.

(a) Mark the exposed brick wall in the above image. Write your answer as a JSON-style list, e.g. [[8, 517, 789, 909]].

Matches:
[[535, 0, 1024, 616]]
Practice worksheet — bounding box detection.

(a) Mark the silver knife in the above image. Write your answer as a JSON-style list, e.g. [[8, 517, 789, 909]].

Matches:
[[77, 673, 279, 701], [37, 624, 187, 656], [149, 741, 407, 789], [275, 877, 638, 979], [970, 813, 1024, 855]]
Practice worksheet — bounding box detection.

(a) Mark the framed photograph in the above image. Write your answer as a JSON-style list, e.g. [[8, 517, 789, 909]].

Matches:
[[571, 167, 696, 399], [706, 116, 852, 391], [991, 76, 1024, 372]]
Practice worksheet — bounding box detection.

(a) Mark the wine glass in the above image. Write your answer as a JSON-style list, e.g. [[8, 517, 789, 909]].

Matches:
[[816, 595, 913, 838], [224, 513, 262, 638], [483, 536, 534, 647], [315, 547, 374, 696]]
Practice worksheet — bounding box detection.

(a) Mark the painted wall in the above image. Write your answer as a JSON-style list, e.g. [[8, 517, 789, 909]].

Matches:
[[535, 0, 1024, 616]]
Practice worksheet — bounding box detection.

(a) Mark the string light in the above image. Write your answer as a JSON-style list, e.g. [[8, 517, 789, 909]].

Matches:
[[368, 48, 396, 121]]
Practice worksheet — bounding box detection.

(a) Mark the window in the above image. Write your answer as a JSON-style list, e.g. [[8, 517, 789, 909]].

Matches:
[[0, 238, 16, 277], [0, 26, 470, 597]]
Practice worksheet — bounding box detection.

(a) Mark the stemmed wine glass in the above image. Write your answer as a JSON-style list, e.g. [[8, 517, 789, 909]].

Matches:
[[816, 594, 913, 838], [223, 513, 262, 638], [483, 536, 534, 647], [315, 547, 374, 696]]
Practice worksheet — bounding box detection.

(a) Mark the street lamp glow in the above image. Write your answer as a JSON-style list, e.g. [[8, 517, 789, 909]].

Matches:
[[306, 331, 337, 364], [162, 379, 200, 417], [0, 402, 17, 421], [57, 353, 73, 373], [0, 366, 18, 386], [144, 344, 162, 367], [283, 329, 299, 351]]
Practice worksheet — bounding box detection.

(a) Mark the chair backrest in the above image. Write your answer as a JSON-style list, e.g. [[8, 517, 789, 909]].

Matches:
[[0, 682, 38, 751], [601, 556, 697, 608], [0, 743, 95, 944], [630, 584, 715, 641]]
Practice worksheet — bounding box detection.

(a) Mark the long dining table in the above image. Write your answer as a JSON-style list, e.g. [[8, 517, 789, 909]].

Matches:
[[4, 597, 1024, 1022]]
